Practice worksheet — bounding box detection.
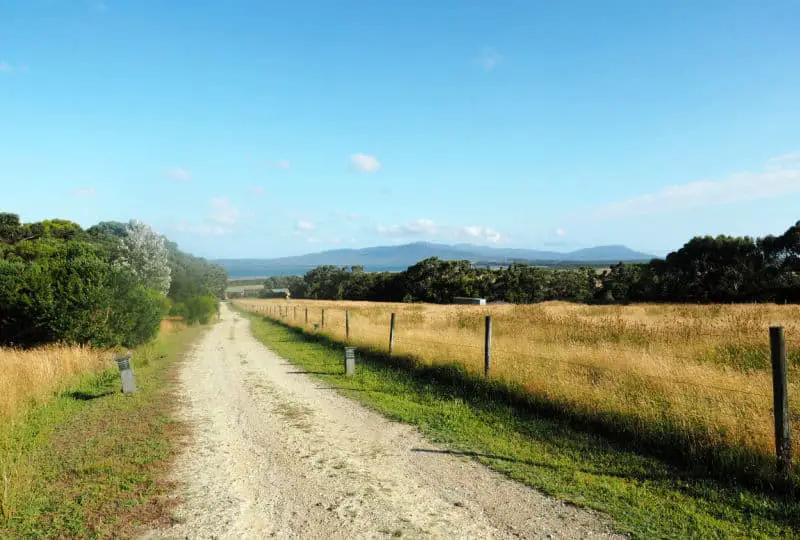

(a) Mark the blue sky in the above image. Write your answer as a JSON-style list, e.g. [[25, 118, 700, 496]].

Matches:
[[2, 0, 800, 259]]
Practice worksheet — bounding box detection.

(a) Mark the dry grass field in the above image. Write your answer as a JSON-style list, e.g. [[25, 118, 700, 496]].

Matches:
[[0, 345, 112, 421], [236, 298, 800, 478]]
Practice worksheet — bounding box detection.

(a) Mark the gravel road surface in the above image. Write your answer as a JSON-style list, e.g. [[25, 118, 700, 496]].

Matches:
[[144, 304, 621, 539]]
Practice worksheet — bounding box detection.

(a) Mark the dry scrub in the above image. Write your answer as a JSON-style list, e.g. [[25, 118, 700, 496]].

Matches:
[[236, 299, 800, 478]]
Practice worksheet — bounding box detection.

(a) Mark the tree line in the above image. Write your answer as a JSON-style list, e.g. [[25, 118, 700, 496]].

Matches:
[[0, 213, 228, 348], [262, 221, 800, 305]]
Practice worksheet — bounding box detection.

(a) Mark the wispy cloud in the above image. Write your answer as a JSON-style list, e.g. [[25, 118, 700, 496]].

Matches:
[[554, 227, 567, 237], [350, 153, 381, 173], [175, 197, 241, 235], [208, 197, 240, 226], [0, 62, 14, 73], [165, 166, 192, 182], [250, 186, 265, 195], [377, 218, 437, 237], [475, 48, 502, 71], [457, 226, 504, 244], [295, 220, 316, 231], [72, 187, 96, 197], [577, 152, 800, 220], [293, 220, 320, 242], [376, 219, 506, 244], [274, 160, 291, 170]]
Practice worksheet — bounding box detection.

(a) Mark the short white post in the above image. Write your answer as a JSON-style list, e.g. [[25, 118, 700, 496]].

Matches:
[[115, 353, 137, 394]]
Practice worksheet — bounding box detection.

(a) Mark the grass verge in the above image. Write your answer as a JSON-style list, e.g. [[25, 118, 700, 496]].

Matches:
[[0, 325, 204, 538], [243, 310, 800, 539]]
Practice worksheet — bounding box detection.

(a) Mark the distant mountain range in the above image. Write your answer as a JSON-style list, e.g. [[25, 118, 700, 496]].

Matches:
[[216, 242, 657, 278]]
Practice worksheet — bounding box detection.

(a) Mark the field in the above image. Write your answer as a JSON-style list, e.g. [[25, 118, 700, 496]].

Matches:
[[235, 298, 800, 484]]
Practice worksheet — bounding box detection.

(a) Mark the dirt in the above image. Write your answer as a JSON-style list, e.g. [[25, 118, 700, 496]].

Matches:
[[143, 304, 622, 539]]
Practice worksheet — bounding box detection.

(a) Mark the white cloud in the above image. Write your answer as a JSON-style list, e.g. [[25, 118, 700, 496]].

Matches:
[[457, 226, 504, 244], [377, 218, 438, 237], [475, 48, 502, 71], [350, 153, 381, 173], [274, 160, 291, 170], [72, 187, 96, 197], [377, 218, 507, 244], [295, 220, 316, 231], [293, 220, 320, 242], [554, 227, 566, 237], [0, 62, 14, 73], [166, 166, 192, 182], [579, 152, 800, 220], [250, 186, 265, 195], [208, 197, 240, 226]]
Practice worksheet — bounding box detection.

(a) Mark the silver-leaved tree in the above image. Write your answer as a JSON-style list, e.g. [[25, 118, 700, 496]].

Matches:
[[117, 219, 172, 295]]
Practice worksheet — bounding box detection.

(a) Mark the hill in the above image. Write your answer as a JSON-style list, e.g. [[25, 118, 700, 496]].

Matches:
[[217, 242, 656, 277]]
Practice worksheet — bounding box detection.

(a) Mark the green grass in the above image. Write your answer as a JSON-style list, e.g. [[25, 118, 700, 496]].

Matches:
[[243, 311, 800, 539], [0, 326, 204, 538]]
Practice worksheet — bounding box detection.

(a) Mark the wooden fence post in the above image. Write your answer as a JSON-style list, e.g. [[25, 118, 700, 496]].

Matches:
[[484, 315, 492, 378], [770, 326, 792, 480], [389, 312, 396, 355], [294, 306, 297, 320], [321, 309, 325, 328], [305, 307, 309, 324], [346, 310, 351, 341]]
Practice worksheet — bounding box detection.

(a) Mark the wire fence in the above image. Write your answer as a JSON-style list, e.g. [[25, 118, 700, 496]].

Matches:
[[236, 299, 797, 474]]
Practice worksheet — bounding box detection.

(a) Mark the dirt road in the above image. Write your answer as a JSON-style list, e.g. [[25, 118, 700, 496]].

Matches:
[[145, 304, 620, 539]]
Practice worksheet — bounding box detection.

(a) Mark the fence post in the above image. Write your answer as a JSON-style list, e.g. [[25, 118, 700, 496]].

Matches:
[[484, 315, 492, 378], [770, 326, 792, 480], [346, 310, 351, 341], [321, 309, 325, 328], [305, 307, 309, 324], [294, 306, 297, 320], [389, 312, 396, 355]]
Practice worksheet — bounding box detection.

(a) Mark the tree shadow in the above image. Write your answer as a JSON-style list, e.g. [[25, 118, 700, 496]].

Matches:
[[249, 313, 800, 533], [65, 390, 114, 401]]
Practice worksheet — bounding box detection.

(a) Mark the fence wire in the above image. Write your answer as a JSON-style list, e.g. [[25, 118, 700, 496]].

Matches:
[[240, 302, 781, 401]]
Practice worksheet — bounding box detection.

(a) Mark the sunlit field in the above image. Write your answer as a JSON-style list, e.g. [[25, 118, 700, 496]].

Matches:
[[235, 298, 800, 482], [0, 346, 111, 421]]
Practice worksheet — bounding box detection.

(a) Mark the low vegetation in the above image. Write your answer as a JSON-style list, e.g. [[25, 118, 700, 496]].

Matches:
[[240, 312, 800, 538], [0, 325, 203, 537], [236, 298, 799, 491], [0, 211, 224, 536]]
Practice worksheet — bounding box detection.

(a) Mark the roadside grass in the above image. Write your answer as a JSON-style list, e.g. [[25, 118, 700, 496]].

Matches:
[[0, 325, 204, 538], [243, 311, 800, 539]]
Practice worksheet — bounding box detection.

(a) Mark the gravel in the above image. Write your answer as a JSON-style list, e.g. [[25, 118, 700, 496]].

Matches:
[[143, 304, 622, 539]]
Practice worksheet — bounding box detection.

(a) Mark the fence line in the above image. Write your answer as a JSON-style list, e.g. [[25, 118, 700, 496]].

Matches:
[[236, 300, 794, 474]]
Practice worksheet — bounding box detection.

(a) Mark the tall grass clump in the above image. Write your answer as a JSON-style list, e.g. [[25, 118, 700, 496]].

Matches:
[[0, 346, 111, 421]]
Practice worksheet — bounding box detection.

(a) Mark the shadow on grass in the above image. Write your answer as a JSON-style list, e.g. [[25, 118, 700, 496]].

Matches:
[[247, 313, 800, 530], [410, 447, 673, 483], [64, 390, 115, 401]]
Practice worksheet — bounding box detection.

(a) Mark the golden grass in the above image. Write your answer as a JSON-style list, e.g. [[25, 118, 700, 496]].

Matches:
[[0, 345, 112, 421], [236, 298, 800, 470]]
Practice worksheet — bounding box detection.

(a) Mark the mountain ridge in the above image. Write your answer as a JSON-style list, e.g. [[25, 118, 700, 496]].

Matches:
[[216, 242, 657, 277]]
